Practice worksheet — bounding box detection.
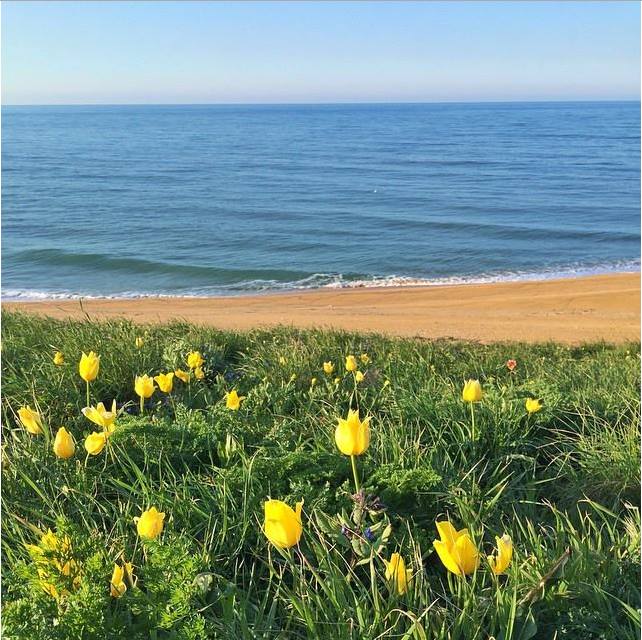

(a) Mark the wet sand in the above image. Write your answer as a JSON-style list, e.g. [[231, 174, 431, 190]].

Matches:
[[4, 273, 640, 344]]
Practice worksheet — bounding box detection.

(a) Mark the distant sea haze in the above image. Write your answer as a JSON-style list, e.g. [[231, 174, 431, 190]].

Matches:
[[2, 102, 640, 299]]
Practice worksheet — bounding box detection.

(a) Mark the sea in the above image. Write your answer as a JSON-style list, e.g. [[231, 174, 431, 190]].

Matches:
[[2, 101, 640, 299]]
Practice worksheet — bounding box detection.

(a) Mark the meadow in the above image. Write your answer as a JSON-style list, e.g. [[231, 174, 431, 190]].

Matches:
[[1, 310, 640, 639]]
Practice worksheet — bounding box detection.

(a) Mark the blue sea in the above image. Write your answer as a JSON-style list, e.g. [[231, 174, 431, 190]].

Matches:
[[2, 102, 640, 299]]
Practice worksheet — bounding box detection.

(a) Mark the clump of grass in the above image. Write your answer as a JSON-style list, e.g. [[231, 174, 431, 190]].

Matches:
[[1, 311, 640, 639]]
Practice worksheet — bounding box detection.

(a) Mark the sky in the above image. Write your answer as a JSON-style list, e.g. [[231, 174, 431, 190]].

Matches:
[[2, 1, 640, 105]]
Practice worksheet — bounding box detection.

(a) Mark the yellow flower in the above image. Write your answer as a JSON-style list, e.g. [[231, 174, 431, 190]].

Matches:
[[225, 389, 245, 410], [310, 377, 317, 387], [432, 521, 479, 576], [79, 351, 100, 382], [134, 375, 155, 399], [82, 400, 117, 433], [334, 377, 341, 385], [385, 553, 412, 595], [335, 409, 371, 456], [360, 353, 370, 364], [525, 398, 543, 414], [174, 369, 190, 383], [135, 506, 165, 539], [345, 355, 358, 372], [84, 431, 107, 455], [462, 379, 483, 403], [18, 406, 43, 435], [53, 427, 75, 459], [263, 499, 303, 549], [135, 336, 144, 348], [53, 351, 64, 365], [154, 372, 174, 393], [41, 581, 59, 599], [488, 534, 513, 575], [289, 373, 297, 382], [323, 361, 335, 375], [110, 562, 134, 597], [187, 351, 204, 369], [194, 366, 205, 380], [355, 371, 365, 383]]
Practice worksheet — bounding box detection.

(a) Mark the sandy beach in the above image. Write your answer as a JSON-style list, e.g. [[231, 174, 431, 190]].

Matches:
[[4, 272, 639, 344]]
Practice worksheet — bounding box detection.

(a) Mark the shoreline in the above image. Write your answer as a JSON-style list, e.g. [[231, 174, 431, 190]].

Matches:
[[3, 272, 640, 344]]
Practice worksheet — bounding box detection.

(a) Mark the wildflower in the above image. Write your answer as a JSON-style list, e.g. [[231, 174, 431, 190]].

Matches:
[[355, 371, 365, 383], [110, 562, 134, 597], [135, 507, 165, 540], [135, 375, 155, 399], [345, 355, 358, 372], [263, 499, 303, 549], [462, 379, 483, 403], [84, 431, 107, 455], [310, 377, 317, 387], [53, 427, 75, 459], [79, 351, 100, 382], [135, 336, 144, 349], [53, 351, 64, 365], [226, 389, 245, 410], [506, 359, 517, 371], [82, 400, 117, 433], [383, 379, 390, 388], [323, 361, 335, 375], [174, 369, 190, 383], [385, 553, 412, 595], [187, 351, 204, 369], [18, 406, 43, 435], [432, 521, 479, 576], [525, 398, 543, 414], [289, 373, 297, 382], [154, 372, 174, 393], [335, 409, 370, 456], [360, 353, 370, 364], [334, 377, 341, 385], [488, 534, 513, 575], [194, 366, 205, 380], [364, 527, 375, 542]]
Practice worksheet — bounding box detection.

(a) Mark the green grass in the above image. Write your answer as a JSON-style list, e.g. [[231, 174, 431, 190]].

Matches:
[[1, 310, 640, 639]]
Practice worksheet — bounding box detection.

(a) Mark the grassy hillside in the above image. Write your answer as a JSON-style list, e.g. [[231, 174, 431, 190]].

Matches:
[[1, 311, 640, 639]]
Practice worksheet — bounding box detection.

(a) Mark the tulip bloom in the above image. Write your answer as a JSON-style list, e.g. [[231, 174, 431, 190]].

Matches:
[[18, 406, 43, 435], [310, 377, 317, 387], [135, 507, 165, 540], [335, 410, 370, 456], [433, 521, 479, 576], [323, 361, 335, 375], [525, 398, 543, 414], [53, 427, 75, 459], [225, 389, 245, 410], [360, 353, 370, 365], [187, 351, 204, 369], [462, 379, 483, 403], [488, 534, 513, 575], [506, 359, 517, 372], [79, 351, 100, 406], [263, 499, 303, 549], [84, 431, 107, 455], [345, 355, 358, 372], [53, 351, 64, 366], [154, 372, 174, 394], [174, 369, 190, 383], [194, 366, 205, 380], [135, 336, 144, 349], [135, 375, 156, 414], [385, 553, 412, 595], [110, 562, 134, 597], [355, 371, 365, 383], [82, 400, 117, 434]]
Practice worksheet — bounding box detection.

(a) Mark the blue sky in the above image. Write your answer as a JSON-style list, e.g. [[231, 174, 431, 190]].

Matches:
[[2, 1, 640, 104]]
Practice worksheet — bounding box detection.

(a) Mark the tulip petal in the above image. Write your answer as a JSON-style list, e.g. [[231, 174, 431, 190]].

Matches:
[[433, 539, 462, 575]]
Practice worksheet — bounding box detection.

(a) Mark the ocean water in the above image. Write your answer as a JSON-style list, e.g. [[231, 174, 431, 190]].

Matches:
[[2, 102, 640, 299]]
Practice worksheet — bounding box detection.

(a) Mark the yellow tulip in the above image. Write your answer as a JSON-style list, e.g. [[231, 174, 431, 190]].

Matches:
[[360, 353, 370, 364], [135, 375, 155, 399], [82, 400, 117, 433], [187, 351, 204, 369], [154, 372, 174, 393], [53, 351, 64, 366], [194, 366, 205, 380], [462, 379, 483, 403], [53, 427, 75, 459], [79, 351, 100, 382], [18, 406, 43, 435], [84, 431, 107, 455], [345, 355, 358, 372], [310, 377, 317, 387], [525, 398, 543, 414], [334, 377, 341, 385], [335, 409, 370, 456], [225, 390, 245, 410], [323, 361, 335, 375], [385, 553, 412, 595], [263, 499, 303, 549], [174, 369, 190, 383], [432, 521, 479, 576], [488, 534, 513, 575], [110, 563, 127, 597], [135, 506, 165, 539], [135, 336, 144, 349], [355, 371, 365, 383]]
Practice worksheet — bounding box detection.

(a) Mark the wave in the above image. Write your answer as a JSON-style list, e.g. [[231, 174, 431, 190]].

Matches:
[[3, 259, 639, 301]]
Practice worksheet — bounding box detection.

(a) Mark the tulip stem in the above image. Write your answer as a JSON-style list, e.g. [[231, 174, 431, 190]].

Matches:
[[86, 381, 90, 408], [470, 403, 476, 440], [350, 455, 361, 494], [140, 396, 144, 416]]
